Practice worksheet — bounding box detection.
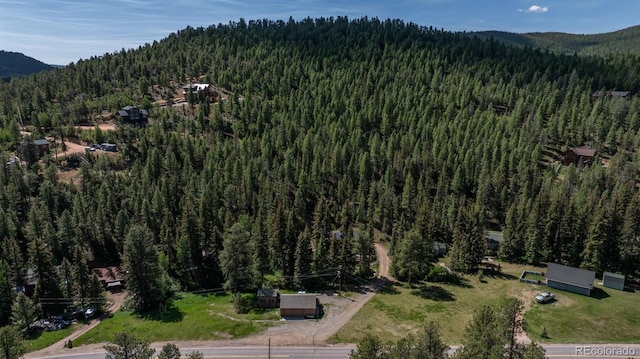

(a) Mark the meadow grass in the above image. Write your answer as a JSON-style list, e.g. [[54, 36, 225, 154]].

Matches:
[[332, 262, 640, 345], [525, 284, 640, 343], [72, 292, 278, 346]]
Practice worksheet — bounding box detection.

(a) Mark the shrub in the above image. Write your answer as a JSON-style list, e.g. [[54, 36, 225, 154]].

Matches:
[[231, 293, 255, 314]]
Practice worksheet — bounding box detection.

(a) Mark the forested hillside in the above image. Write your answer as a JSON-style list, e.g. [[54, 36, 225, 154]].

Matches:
[[0, 50, 53, 80], [472, 25, 640, 56], [1, 17, 640, 320]]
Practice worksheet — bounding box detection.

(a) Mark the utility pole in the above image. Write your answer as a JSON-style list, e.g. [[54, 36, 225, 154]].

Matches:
[[268, 337, 271, 359], [337, 268, 341, 292]]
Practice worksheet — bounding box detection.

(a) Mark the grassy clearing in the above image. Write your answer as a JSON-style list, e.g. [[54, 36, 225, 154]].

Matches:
[[332, 262, 640, 344], [525, 284, 640, 344], [23, 324, 80, 352], [73, 292, 278, 346]]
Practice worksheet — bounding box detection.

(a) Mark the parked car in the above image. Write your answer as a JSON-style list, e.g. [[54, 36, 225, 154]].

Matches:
[[84, 307, 96, 318], [535, 292, 555, 304]]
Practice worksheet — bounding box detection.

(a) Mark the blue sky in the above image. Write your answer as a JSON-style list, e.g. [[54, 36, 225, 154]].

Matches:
[[1, 0, 638, 65]]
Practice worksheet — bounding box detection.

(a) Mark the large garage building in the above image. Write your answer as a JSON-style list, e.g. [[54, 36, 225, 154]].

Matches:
[[279, 294, 319, 318], [545, 262, 595, 296]]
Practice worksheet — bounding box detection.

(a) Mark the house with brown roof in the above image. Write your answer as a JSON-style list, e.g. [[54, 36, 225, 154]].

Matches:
[[563, 146, 596, 166], [279, 294, 319, 318]]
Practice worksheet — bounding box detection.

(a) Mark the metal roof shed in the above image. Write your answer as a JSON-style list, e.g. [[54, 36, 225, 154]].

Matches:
[[545, 262, 595, 296], [602, 271, 625, 291]]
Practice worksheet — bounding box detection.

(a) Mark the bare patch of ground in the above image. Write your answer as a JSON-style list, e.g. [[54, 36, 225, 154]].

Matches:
[[54, 141, 88, 158], [75, 122, 117, 132], [57, 169, 81, 185]]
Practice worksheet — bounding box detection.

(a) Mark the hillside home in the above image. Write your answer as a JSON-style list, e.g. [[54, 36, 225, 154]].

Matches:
[[592, 90, 631, 99], [563, 146, 596, 166], [117, 105, 148, 126], [182, 83, 215, 101]]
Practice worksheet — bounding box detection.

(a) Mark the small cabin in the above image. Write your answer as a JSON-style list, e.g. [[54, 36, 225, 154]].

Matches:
[[257, 288, 280, 308], [563, 146, 596, 166]]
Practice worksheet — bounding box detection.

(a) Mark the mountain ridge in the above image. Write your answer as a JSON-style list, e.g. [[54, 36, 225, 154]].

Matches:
[[0, 50, 54, 79], [470, 24, 640, 56]]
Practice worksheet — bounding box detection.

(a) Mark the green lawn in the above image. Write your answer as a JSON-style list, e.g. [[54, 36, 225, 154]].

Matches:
[[73, 292, 278, 346], [522, 272, 546, 282], [23, 324, 80, 352], [525, 284, 640, 344], [332, 262, 640, 345]]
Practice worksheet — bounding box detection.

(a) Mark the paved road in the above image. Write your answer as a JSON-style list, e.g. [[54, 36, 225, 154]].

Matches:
[[31, 345, 355, 359], [32, 344, 640, 359]]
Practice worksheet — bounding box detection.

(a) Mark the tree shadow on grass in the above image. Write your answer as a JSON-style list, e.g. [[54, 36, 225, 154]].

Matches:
[[136, 301, 184, 323], [444, 275, 474, 289], [590, 287, 610, 300], [411, 284, 455, 301], [483, 269, 518, 280], [378, 282, 401, 295]]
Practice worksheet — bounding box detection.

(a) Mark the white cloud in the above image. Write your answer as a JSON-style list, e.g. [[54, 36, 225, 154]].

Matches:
[[520, 5, 549, 13]]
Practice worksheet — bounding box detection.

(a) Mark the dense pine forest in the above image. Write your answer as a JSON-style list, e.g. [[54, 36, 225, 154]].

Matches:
[[1, 17, 640, 322]]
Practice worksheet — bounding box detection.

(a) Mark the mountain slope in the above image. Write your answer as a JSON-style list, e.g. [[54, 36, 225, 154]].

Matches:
[[471, 25, 640, 56], [0, 50, 53, 78]]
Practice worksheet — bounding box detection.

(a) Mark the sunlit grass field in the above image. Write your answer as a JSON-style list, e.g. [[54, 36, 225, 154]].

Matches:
[[332, 261, 640, 344], [73, 292, 279, 346]]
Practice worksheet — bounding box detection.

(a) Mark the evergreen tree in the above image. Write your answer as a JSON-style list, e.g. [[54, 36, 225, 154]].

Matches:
[[157, 343, 181, 359], [454, 305, 503, 359], [71, 245, 91, 307], [28, 237, 63, 315], [413, 321, 449, 359], [293, 227, 312, 288], [0, 261, 13, 326], [349, 333, 387, 359], [449, 207, 485, 274], [104, 331, 155, 359], [88, 273, 107, 311], [122, 225, 167, 311], [11, 292, 38, 334], [59, 257, 74, 303], [219, 221, 253, 292], [392, 229, 433, 284], [1, 237, 24, 290], [0, 326, 25, 359]]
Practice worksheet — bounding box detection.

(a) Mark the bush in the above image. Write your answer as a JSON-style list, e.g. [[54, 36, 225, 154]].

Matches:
[[426, 266, 464, 285], [231, 293, 255, 314], [541, 326, 549, 339]]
